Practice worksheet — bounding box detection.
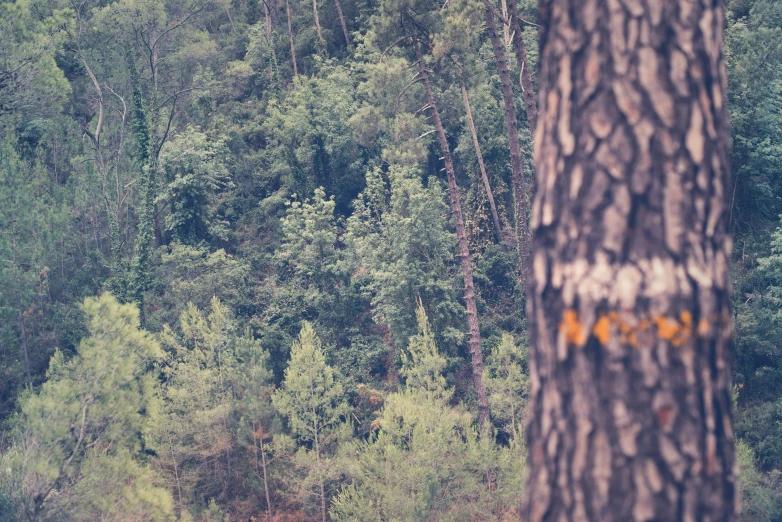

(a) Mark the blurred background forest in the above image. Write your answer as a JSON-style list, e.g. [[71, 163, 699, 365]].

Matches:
[[0, 0, 780, 519]]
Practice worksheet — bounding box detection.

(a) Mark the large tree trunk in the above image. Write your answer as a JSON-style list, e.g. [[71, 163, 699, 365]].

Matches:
[[481, 1, 531, 293], [458, 68, 503, 241], [525, 1, 735, 521], [409, 25, 490, 428], [505, 0, 537, 134]]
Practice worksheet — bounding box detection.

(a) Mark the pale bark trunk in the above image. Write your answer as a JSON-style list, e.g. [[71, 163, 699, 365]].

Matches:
[[500, 0, 511, 47], [285, 0, 298, 77], [224, 3, 236, 32], [264, 0, 272, 37], [525, 1, 735, 520], [505, 0, 537, 134], [167, 433, 183, 508], [481, 1, 531, 293], [253, 420, 273, 520], [259, 427, 272, 520], [458, 70, 503, 241], [334, 0, 351, 48], [409, 24, 490, 428], [313, 0, 323, 44]]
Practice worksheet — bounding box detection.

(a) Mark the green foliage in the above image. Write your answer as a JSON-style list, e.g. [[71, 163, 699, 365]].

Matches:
[[246, 22, 281, 93], [0, 0, 71, 127], [0, 140, 69, 403], [270, 186, 386, 388], [726, 0, 782, 231], [737, 440, 782, 522], [273, 322, 349, 442], [158, 126, 233, 245], [260, 67, 368, 211], [153, 297, 238, 506], [484, 334, 528, 438], [152, 296, 278, 518], [347, 166, 462, 348], [6, 293, 173, 520], [331, 311, 524, 521], [272, 322, 350, 518], [400, 301, 450, 401], [147, 244, 252, 331], [277, 187, 343, 292]]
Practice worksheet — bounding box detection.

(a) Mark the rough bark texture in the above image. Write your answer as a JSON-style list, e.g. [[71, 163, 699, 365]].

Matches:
[[459, 70, 503, 242], [505, 0, 538, 134], [409, 25, 490, 428], [482, 1, 531, 292], [285, 0, 298, 77], [334, 0, 351, 48], [525, 1, 735, 521]]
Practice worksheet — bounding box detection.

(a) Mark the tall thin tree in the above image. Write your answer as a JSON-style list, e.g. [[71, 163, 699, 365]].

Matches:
[[525, 1, 735, 520], [334, 0, 351, 48], [407, 19, 490, 427], [481, 0, 531, 292], [456, 62, 503, 241], [505, 0, 537, 133], [285, 0, 298, 76]]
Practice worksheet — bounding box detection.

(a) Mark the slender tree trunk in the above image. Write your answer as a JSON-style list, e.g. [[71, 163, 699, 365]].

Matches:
[[313, 415, 326, 522], [264, 0, 272, 37], [12, 221, 32, 388], [257, 423, 273, 520], [409, 24, 490, 428], [481, 1, 531, 293], [224, 3, 237, 32], [500, 0, 511, 47], [525, 1, 735, 521], [167, 433, 183, 508], [334, 0, 351, 48], [264, 13, 283, 91], [458, 68, 503, 241], [17, 308, 32, 387], [285, 0, 298, 77], [505, 0, 537, 134], [313, 0, 323, 44]]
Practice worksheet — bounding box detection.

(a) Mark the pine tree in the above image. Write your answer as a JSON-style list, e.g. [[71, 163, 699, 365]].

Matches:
[[11, 293, 173, 521], [272, 322, 349, 522]]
